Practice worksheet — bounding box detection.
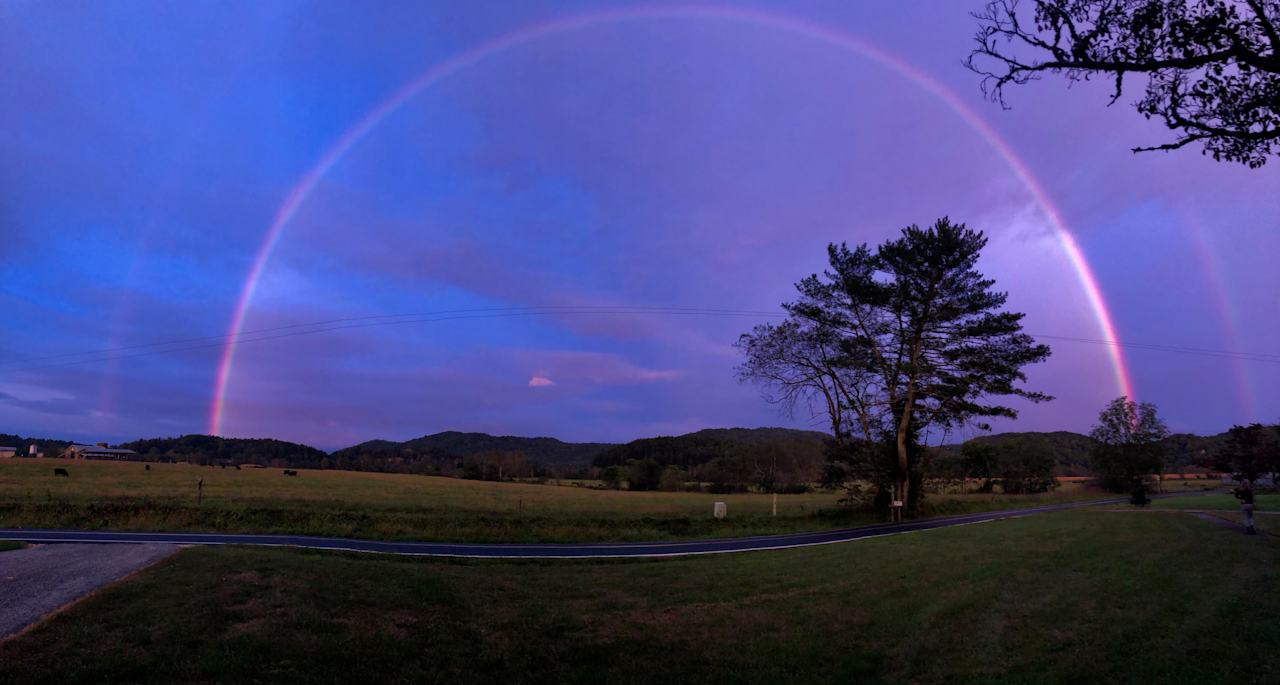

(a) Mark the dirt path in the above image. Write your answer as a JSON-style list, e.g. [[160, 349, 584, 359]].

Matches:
[[0, 543, 178, 640]]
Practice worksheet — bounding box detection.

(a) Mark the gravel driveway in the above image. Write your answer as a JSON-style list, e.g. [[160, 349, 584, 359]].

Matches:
[[0, 542, 178, 639]]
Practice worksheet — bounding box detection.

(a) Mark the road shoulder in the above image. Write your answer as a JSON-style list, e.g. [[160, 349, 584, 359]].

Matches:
[[0, 543, 179, 641]]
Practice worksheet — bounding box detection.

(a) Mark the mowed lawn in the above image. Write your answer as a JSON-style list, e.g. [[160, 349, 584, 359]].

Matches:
[[0, 460, 1123, 542], [2, 511, 1276, 684], [1152, 493, 1279, 511]]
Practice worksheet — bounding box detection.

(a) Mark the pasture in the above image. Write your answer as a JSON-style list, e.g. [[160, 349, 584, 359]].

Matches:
[[2, 511, 1275, 684], [0, 459, 1158, 542]]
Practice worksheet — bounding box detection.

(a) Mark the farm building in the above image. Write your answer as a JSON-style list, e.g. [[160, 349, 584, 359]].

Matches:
[[0, 447, 15, 458], [64, 443, 137, 460]]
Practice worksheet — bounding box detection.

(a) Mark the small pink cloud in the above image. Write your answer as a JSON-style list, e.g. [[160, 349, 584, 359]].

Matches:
[[528, 376, 556, 387]]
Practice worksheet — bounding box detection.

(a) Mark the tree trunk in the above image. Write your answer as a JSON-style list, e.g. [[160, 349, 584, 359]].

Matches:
[[894, 391, 915, 522], [894, 441, 908, 522]]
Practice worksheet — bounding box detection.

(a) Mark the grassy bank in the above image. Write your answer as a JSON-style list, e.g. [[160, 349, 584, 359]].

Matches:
[[0, 460, 1128, 542], [0, 540, 23, 552], [2, 511, 1276, 684]]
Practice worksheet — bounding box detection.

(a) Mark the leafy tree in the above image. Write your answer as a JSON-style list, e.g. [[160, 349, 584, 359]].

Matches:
[[960, 437, 1058, 493], [626, 458, 664, 491], [702, 455, 754, 493], [740, 218, 1051, 518], [968, 0, 1280, 167], [961, 442, 1002, 493], [658, 466, 687, 492], [1089, 397, 1170, 491], [1213, 423, 1280, 483], [600, 465, 624, 490]]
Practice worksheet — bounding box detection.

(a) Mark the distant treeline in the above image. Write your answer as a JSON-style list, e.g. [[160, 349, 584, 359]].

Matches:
[[591, 428, 831, 493], [9, 425, 1268, 489], [328, 431, 615, 477], [0, 434, 72, 456], [932, 429, 1251, 477], [120, 435, 329, 468]]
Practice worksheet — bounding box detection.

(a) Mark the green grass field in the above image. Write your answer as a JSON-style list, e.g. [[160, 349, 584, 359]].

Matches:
[[0, 459, 1130, 542], [2, 510, 1275, 684], [1151, 493, 1278, 511]]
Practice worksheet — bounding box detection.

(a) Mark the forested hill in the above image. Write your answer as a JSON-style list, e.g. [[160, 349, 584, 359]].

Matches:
[[592, 427, 831, 469], [120, 435, 329, 468], [330, 431, 616, 470]]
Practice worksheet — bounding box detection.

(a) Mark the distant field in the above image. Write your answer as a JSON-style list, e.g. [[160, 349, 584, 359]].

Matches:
[[2, 511, 1276, 684], [0, 460, 1139, 542]]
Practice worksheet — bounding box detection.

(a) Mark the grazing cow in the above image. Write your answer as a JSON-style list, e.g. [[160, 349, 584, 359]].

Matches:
[[53, 468, 69, 477]]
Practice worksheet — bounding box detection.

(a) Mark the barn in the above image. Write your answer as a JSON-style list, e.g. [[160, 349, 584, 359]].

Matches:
[[64, 443, 137, 460]]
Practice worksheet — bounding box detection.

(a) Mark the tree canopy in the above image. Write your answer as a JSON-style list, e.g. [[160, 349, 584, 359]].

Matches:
[[1088, 396, 1170, 490], [1211, 423, 1280, 483], [739, 218, 1051, 518], [968, 0, 1280, 167]]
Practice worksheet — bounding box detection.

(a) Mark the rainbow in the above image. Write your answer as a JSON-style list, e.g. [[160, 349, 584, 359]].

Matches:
[[209, 5, 1135, 436], [1184, 220, 1257, 420]]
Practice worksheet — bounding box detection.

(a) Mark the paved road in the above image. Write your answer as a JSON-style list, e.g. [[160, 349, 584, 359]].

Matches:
[[0, 543, 178, 639], [0, 497, 1133, 559]]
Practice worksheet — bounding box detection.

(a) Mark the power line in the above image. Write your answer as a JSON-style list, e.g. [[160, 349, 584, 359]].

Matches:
[[1028, 333, 1280, 363], [1, 305, 773, 367], [1, 305, 1277, 374], [0, 307, 783, 373]]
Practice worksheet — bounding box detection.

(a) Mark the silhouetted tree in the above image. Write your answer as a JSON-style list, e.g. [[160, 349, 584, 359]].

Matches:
[[626, 458, 664, 491], [600, 465, 624, 489], [658, 466, 687, 492], [968, 0, 1280, 167], [962, 437, 1058, 494], [1089, 396, 1169, 491], [961, 442, 1001, 493], [1213, 423, 1280, 483], [740, 219, 1052, 519]]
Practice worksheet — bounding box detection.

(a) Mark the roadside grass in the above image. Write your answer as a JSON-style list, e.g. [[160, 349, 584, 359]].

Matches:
[[1151, 493, 1279, 511], [2, 511, 1276, 684], [0, 540, 23, 552], [0, 460, 1120, 543]]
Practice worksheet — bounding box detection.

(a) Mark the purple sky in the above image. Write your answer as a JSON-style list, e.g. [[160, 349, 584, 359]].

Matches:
[[2, 1, 1276, 450]]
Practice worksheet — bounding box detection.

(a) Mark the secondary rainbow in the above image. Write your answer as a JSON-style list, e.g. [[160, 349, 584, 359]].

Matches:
[[1184, 220, 1257, 420], [209, 5, 1136, 435]]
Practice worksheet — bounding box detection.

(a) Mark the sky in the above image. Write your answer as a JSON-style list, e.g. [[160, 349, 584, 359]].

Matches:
[[1, 1, 1276, 451]]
